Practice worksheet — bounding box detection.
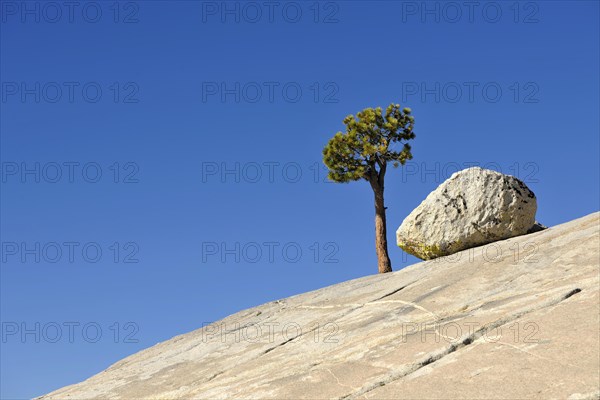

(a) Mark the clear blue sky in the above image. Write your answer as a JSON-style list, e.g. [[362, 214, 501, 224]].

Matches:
[[1, 1, 598, 398]]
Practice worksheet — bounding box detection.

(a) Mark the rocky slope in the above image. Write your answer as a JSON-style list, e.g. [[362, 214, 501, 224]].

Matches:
[[40, 212, 600, 399]]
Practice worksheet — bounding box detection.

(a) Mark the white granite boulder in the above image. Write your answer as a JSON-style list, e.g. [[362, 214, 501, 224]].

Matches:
[[396, 167, 537, 260]]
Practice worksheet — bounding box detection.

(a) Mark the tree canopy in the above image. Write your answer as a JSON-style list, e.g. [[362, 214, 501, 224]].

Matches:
[[323, 104, 415, 183]]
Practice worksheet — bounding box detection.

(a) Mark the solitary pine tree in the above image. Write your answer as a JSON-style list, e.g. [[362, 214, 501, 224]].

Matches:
[[323, 104, 415, 274]]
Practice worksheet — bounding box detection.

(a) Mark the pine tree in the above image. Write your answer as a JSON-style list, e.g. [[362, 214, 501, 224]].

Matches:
[[323, 104, 415, 273]]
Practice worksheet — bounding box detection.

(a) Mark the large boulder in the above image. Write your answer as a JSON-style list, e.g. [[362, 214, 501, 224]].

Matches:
[[396, 167, 537, 260]]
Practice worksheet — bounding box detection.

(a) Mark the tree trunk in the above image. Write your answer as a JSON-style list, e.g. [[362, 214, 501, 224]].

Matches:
[[371, 183, 392, 274]]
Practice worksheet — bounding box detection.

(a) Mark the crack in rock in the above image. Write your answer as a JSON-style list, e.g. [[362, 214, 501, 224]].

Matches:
[[206, 371, 224, 382], [564, 288, 582, 299], [340, 287, 585, 399], [262, 336, 298, 355], [371, 284, 411, 302]]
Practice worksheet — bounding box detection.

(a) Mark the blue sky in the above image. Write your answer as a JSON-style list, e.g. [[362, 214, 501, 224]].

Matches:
[[1, 1, 598, 398]]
